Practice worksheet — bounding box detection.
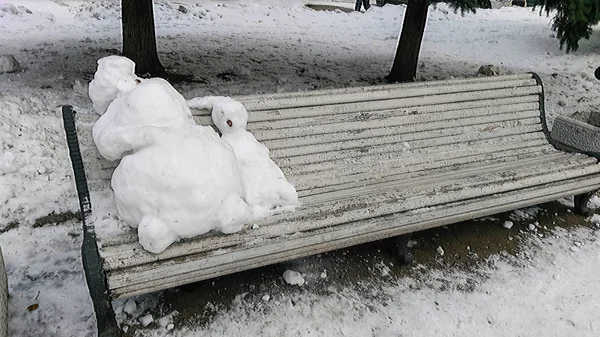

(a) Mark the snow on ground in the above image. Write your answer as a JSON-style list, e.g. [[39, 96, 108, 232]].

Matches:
[[1, 0, 600, 336], [158, 226, 600, 337]]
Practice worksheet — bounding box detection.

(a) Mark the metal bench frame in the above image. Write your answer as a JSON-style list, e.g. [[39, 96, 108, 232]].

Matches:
[[62, 73, 599, 337]]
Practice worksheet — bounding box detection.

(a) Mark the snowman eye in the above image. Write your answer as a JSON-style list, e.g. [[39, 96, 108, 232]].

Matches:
[[226, 120, 233, 127]]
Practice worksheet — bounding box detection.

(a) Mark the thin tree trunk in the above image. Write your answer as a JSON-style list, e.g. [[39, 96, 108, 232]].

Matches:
[[122, 0, 165, 77], [386, 0, 429, 83]]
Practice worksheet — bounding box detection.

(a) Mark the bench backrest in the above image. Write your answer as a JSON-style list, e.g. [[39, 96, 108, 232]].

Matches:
[[76, 74, 546, 198]]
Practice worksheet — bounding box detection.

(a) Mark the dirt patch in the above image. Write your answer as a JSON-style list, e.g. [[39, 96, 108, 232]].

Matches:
[[305, 4, 354, 13], [33, 211, 81, 228]]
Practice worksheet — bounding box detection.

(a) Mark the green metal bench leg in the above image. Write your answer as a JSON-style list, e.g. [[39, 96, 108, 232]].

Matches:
[[62, 106, 120, 337], [392, 233, 414, 265], [574, 190, 598, 216]]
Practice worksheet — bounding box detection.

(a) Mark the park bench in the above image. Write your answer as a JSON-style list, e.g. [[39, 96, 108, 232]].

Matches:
[[62, 73, 600, 336]]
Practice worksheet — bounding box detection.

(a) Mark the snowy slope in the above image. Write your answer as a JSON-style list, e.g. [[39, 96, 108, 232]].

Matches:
[[1, 1, 600, 336]]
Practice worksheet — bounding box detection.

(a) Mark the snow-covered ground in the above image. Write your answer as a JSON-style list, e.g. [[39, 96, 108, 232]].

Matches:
[[1, 0, 600, 336]]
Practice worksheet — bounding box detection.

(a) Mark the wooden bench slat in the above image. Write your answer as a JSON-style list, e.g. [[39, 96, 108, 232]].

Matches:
[[192, 96, 540, 127], [294, 145, 556, 194], [284, 139, 552, 177], [234, 86, 542, 122], [98, 153, 597, 273], [247, 102, 540, 133], [234, 74, 535, 109], [271, 120, 541, 159], [223, 78, 538, 111], [109, 174, 600, 298], [105, 165, 600, 293], [253, 108, 540, 142], [277, 132, 547, 168], [298, 151, 571, 198]]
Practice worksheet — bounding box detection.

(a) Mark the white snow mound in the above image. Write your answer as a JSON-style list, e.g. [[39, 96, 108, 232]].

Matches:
[[283, 270, 305, 286], [0, 54, 20, 73]]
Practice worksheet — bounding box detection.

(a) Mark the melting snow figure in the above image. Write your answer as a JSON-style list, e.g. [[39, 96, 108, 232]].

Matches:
[[88, 55, 140, 115], [89, 56, 251, 254], [187, 96, 299, 216]]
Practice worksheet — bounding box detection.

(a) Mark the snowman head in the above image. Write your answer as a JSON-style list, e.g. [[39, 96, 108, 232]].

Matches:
[[211, 99, 249, 134], [89, 55, 141, 114]]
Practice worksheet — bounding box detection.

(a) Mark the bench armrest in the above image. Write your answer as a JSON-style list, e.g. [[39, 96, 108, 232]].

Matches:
[[531, 72, 600, 160]]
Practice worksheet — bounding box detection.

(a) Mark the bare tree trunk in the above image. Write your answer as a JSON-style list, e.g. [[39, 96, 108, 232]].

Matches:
[[386, 0, 429, 83], [122, 0, 165, 77]]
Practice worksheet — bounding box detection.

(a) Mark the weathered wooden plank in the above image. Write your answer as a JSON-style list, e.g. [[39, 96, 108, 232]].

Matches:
[[253, 109, 540, 142], [294, 145, 556, 194], [107, 174, 600, 297], [235, 74, 534, 107], [234, 87, 542, 122], [285, 139, 552, 177], [277, 132, 547, 168], [221, 78, 539, 111], [192, 96, 540, 127], [297, 151, 571, 198], [271, 121, 541, 159], [99, 155, 598, 272], [246, 102, 540, 132]]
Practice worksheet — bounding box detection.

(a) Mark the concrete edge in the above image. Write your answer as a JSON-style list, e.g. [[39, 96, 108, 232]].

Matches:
[[550, 115, 600, 155]]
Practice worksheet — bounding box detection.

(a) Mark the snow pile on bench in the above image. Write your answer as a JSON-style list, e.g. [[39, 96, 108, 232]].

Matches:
[[88, 56, 297, 254]]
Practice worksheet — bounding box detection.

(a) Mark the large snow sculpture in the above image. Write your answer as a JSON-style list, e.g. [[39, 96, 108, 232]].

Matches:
[[89, 56, 251, 254], [187, 96, 299, 217]]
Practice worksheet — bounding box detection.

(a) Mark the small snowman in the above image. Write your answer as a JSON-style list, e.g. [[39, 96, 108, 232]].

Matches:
[[187, 96, 299, 216]]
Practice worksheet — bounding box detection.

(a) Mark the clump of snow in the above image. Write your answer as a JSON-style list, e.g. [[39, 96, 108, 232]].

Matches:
[[123, 299, 137, 315], [436, 246, 445, 256], [0, 54, 20, 73], [502, 221, 514, 229], [72, 79, 88, 95], [0, 151, 15, 174], [283, 270, 305, 286], [528, 223, 536, 231], [188, 96, 298, 217], [139, 314, 154, 327], [590, 195, 600, 209], [262, 294, 270, 302]]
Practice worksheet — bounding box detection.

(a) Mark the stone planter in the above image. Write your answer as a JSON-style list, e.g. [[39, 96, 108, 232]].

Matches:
[[550, 112, 600, 156], [0, 246, 7, 337], [490, 0, 512, 9]]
